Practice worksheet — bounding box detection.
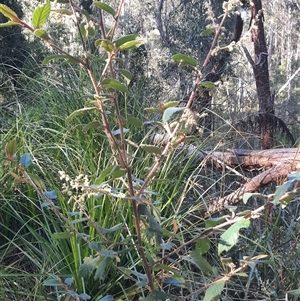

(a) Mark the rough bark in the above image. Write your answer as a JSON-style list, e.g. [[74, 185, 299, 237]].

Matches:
[[204, 148, 300, 216], [249, 0, 274, 149]]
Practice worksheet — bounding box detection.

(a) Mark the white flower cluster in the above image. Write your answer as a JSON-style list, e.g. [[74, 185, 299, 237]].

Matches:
[[58, 170, 95, 213]]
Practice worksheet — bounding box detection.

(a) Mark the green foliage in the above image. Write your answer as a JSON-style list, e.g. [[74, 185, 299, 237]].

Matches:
[[0, 1, 300, 301]]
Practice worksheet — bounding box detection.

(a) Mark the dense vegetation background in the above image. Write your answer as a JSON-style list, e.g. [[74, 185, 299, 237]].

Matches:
[[0, 0, 299, 300]]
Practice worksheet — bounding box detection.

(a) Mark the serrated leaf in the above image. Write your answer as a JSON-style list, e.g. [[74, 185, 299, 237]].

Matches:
[[0, 21, 19, 27], [95, 39, 114, 52], [34, 29, 50, 40], [94, 257, 111, 281], [118, 38, 145, 51], [200, 28, 214, 36], [19, 153, 32, 168], [141, 144, 162, 155], [44, 190, 57, 199], [51, 232, 74, 240], [162, 107, 185, 123], [114, 34, 138, 48], [0, 4, 20, 22], [196, 238, 211, 255], [51, 8, 72, 15], [172, 53, 198, 67], [200, 81, 215, 89], [127, 117, 142, 127], [66, 107, 97, 123], [93, 2, 116, 17], [96, 296, 114, 301], [117, 69, 132, 80], [5, 139, 17, 157], [218, 219, 250, 255], [32, 1, 50, 28], [101, 78, 128, 93], [163, 101, 179, 109], [203, 280, 225, 301]]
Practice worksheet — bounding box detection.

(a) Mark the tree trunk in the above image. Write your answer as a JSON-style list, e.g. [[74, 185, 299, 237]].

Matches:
[[251, 0, 274, 149]]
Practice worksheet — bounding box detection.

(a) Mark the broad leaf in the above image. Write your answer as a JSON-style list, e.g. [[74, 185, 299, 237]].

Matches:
[[127, 116, 143, 127], [196, 238, 211, 255], [95, 39, 114, 52], [43, 54, 80, 64], [117, 69, 132, 81], [162, 107, 185, 123], [118, 38, 145, 51], [64, 277, 73, 285], [200, 28, 214, 36], [243, 192, 266, 204], [66, 107, 97, 123], [141, 144, 162, 155], [114, 34, 138, 48], [34, 29, 51, 41], [183, 253, 213, 274], [96, 223, 123, 234], [96, 296, 114, 301], [101, 78, 128, 93], [32, 1, 50, 28], [78, 293, 91, 300], [5, 139, 17, 157], [70, 218, 88, 225], [272, 180, 293, 206], [203, 280, 225, 301], [200, 81, 215, 89], [27, 172, 46, 189], [43, 278, 62, 287], [163, 101, 179, 109], [93, 2, 116, 17], [172, 53, 198, 66], [140, 290, 176, 301], [218, 218, 250, 255], [44, 190, 57, 200]]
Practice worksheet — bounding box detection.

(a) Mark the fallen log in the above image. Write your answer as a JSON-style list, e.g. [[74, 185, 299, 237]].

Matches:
[[204, 148, 300, 216]]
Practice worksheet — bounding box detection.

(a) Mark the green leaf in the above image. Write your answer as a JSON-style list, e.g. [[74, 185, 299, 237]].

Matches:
[[196, 238, 211, 255], [66, 107, 97, 123], [117, 69, 132, 80], [218, 218, 250, 255], [118, 38, 145, 51], [5, 139, 17, 157], [27, 172, 46, 189], [96, 223, 123, 234], [101, 78, 128, 93], [43, 278, 62, 287], [19, 153, 32, 168], [288, 172, 300, 181], [205, 217, 226, 228], [162, 107, 185, 123], [95, 39, 115, 52], [172, 53, 198, 66], [164, 276, 186, 288], [163, 101, 179, 109], [200, 81, 215, 89], [183, 253, 213, 274], [83, 121, 102, 132], [203, 280, 225, 301], [78, 293, 91, 300], [93, 2, 116, 17], [243, 192, 266, 204], [44, 190, 57, 199], [94, 257, 112, 281], [0, 4, 19, 22], [144, 107, 162, 113], [70, 218, 88, 225], [200, 28, 214, 36], [127, 116, 143, 127], [51, 8, 73, 15], [114, 34, 138, 48], [32, 1, 50, 28], [140, 290, 176, 301], [141, 144, 162, 155], [34, 29, 51, 41], [272, 180, 293, 206], [51, 232, 74, 240], [0, 21, 19, 27]]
